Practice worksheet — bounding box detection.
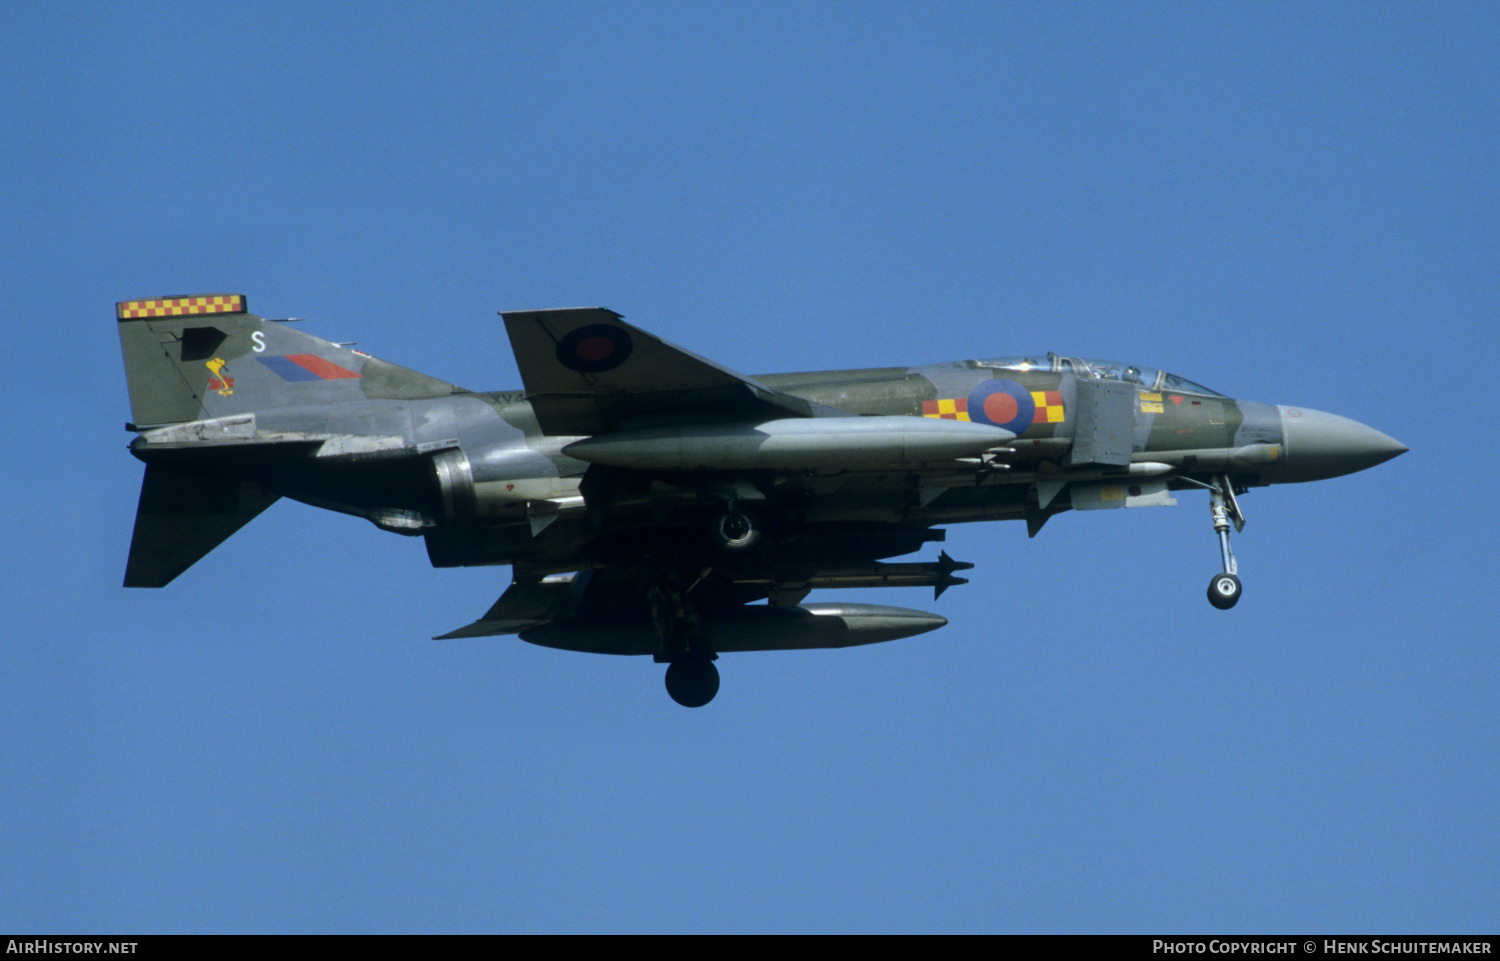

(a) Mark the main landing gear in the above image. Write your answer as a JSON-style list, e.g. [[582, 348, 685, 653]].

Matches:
[[1204, 475, 1245, 610], [649, 577, 722, 707]]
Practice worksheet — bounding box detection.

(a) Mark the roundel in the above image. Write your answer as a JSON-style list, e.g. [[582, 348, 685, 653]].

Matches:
[[556, 324, 634, 373], [967, 378, 1034, 434]]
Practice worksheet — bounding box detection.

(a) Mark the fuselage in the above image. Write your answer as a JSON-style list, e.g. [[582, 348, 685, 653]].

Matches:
[[131, 350, 1404, 577]]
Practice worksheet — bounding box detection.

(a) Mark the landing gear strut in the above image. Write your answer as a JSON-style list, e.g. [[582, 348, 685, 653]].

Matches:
[[648, 578, 721, 707], [1206, 475, 1244, 610]]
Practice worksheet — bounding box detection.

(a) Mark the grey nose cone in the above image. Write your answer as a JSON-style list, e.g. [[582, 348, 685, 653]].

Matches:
[[1278, 406, 1408, 482]]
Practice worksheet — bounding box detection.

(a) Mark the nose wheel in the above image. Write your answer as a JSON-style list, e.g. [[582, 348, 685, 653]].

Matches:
[[1208, 572, 1242, 610], [1205, 475, 1245, 609]]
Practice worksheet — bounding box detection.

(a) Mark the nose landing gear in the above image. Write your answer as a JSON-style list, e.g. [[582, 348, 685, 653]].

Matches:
[[1205, 475, 1245, 610]]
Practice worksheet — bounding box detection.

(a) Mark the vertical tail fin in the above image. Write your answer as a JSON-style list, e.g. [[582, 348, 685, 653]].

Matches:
[[118, 294, 287, 426], [117, 293, 462, 427]]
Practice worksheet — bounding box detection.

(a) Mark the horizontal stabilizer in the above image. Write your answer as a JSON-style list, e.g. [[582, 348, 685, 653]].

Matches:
[[124, 465, 279, 587]]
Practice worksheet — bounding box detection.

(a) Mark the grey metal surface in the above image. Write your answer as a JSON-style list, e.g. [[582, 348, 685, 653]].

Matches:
[[1066, 378, 1135, 466], [1276, 406, 1408, 482]]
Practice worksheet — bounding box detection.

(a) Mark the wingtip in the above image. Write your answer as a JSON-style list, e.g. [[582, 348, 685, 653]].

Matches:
[[498, 306, 622, 320]]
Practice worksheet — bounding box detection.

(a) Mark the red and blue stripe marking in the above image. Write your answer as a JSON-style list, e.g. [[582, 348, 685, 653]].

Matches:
[[258, 354, 362, 382]]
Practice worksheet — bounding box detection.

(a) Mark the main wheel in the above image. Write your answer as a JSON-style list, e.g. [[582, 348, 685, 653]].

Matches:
[[664, 658, 720, 707], [1207, 572, 1242, 610], [710, 508, 761, 552]]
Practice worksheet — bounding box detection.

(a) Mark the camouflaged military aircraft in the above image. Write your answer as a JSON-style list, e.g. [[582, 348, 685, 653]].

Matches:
[[119, 294, 1406, 706]]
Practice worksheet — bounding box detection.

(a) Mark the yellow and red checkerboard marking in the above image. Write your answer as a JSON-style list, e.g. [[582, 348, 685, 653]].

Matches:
[[116, 294, 246, 319], [921, 398, 970, 421], [1031, 390, 1064, 423]]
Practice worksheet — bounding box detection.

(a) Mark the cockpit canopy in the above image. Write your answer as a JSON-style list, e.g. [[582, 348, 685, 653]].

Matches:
[[974, 353, 1225, 397]]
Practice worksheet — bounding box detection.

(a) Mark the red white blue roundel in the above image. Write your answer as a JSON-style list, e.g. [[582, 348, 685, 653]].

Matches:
[[967, 378, 1035, 434], [556, 324, 634, 373]]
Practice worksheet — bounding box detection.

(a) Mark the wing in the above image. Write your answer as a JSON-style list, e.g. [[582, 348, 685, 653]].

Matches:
[[433, 567, 760, 643], [501, 308, 846, 435], [462, 310, 1001, 660]]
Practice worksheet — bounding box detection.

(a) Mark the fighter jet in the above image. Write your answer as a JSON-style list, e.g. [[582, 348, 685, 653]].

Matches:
[[117, 295, 1406, 706]]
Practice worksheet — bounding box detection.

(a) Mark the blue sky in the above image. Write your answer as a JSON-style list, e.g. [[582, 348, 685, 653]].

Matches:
[[2, 1, 1495, 933]]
